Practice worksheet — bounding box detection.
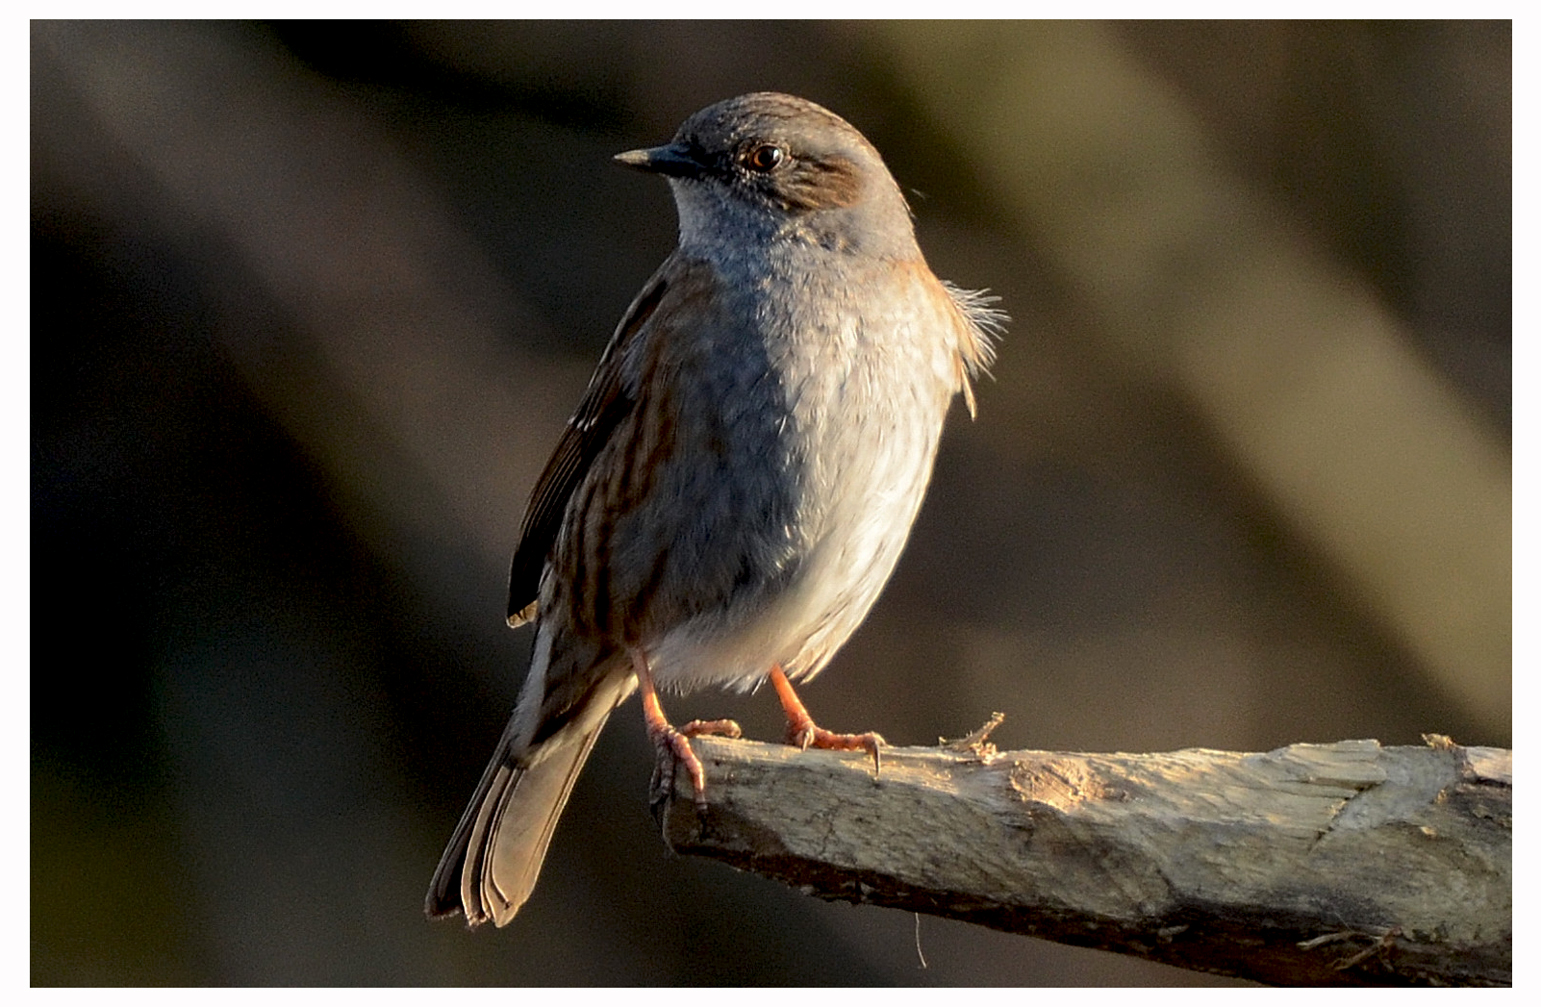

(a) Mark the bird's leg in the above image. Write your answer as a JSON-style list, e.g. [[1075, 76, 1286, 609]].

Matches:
[[768, 664, 885, 774], [632, 650, 739, 814]]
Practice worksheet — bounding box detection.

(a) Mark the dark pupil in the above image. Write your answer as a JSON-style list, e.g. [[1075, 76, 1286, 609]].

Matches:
[[749, 145, 782, 171]]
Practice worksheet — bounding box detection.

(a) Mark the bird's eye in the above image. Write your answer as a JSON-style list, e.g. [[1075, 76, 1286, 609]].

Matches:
[[743, 144, 786, 172]]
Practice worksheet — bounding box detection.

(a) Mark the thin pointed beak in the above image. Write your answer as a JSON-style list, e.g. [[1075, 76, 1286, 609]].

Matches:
[[613, 143, 705, 179]]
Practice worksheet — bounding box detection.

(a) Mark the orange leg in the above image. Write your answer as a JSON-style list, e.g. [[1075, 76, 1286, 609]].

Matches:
[[768, 664, 885, 773], [633, 650, 741, 812]]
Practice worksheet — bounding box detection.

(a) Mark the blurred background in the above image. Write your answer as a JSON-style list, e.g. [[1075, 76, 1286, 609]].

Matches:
[[32, 21, 1509, 986]]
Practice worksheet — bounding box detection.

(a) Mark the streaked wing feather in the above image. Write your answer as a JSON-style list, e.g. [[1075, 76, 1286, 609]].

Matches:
[[506, 269, 670, 624]]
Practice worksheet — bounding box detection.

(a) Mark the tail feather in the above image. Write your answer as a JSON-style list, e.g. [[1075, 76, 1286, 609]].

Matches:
[[425, 670, 635, 927]]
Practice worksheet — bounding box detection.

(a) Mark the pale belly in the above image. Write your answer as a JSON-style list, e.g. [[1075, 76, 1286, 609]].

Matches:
[[644, 380, 952, 693]]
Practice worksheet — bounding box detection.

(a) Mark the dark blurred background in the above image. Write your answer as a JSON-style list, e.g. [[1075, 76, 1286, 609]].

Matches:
[[32, 21, 1509, 986]]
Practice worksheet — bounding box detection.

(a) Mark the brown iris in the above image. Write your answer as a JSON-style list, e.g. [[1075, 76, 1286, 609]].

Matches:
[[744, 144, 785, 172]]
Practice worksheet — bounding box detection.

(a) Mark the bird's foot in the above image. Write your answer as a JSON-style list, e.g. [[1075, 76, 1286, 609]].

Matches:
[[647, 720, 709, 815], [647, 718, 741, 815], [768, 665, 885, 774], [634, 651, 740, 815], [785, 721, 886, 775]]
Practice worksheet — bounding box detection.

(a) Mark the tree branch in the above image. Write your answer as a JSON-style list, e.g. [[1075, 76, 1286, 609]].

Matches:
[[658, 731, 1510, 986]]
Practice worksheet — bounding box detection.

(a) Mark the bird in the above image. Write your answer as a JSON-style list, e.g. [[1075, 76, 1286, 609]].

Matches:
[[425, 92, 1003, 928]]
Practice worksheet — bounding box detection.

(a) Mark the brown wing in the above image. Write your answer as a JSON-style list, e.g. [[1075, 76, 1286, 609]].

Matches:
[[506, 269, 670, 626]]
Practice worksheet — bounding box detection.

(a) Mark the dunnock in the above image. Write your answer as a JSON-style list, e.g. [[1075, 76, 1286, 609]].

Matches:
[[426, 92, 1003, 927]]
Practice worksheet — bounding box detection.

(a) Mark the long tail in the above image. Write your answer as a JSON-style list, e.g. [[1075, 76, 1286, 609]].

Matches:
[[425, 671, 635, 927]]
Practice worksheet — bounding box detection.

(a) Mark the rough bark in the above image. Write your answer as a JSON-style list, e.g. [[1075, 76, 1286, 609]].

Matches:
[[658, 731, 1511, 986]]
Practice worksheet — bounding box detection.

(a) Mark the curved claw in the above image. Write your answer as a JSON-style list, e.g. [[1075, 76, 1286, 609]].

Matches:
[[635, 651, 715, 814], [650, 723, 708, 813], [770, 665, 886, 775], [648, 720, 743, 815], [786, 723, 886, 774]]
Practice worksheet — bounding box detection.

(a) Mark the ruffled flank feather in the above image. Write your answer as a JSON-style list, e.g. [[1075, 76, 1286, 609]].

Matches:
[[943, 282, 1008, 418]]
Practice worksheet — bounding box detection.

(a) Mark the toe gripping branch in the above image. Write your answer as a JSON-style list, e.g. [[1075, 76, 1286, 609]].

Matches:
[[768, 665, 885, 774], [633, 652, 741, 813], [632, 654, 884, 819]]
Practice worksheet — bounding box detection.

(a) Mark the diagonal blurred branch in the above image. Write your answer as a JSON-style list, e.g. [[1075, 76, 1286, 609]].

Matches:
[[34, 21, 584, 610], [872, 23, 1510, 737]]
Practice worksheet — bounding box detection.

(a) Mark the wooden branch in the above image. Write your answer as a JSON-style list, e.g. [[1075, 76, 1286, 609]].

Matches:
[[658, 731, 1511, 986]]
